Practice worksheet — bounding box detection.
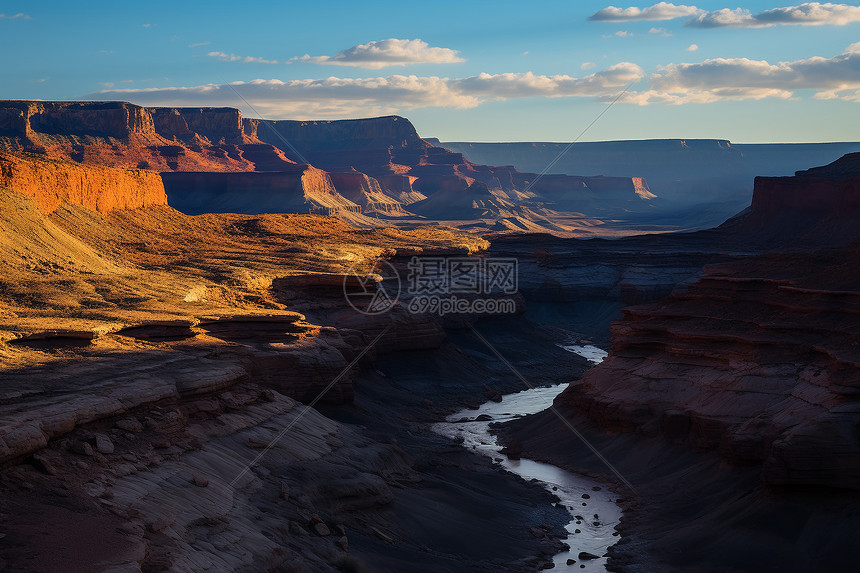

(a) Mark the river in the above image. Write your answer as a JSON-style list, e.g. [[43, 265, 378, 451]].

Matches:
[[431, 344, 621, 571]]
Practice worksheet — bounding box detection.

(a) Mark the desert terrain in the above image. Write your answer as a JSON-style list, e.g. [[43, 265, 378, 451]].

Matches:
[[0, 101, 859, 573]]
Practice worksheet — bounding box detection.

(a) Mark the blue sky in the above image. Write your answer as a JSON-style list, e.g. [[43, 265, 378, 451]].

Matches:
[[2, 1, 859, 142]]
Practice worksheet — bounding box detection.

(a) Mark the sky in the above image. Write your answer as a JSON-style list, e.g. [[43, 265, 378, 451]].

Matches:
[[1, 1, 859, 142]]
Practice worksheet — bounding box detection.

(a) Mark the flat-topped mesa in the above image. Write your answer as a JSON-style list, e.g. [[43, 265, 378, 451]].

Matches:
[[0, 101, 655, 223], [0, 100, 157, 141], [0, 152, 167, 213], [0, 100, 283, 172], [251, 114, 652, 211], [149, 107, 247, 145], [751, 152, 860, 215], [246, 115, 427, 164]]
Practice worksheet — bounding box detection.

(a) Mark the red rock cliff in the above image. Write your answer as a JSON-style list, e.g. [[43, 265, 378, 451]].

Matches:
[[0, 101, 272, 172], [0, 152, 167, 213]]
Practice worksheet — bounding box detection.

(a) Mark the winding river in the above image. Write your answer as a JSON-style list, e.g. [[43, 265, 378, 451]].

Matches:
[[432, 345, 621, 571]]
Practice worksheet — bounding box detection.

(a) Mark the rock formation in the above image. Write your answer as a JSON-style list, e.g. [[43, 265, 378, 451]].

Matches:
[[0, 101, 658, 232], [437, 138, 860, 228], [160, 168, 364, 218], [555, 153, 860, 491], [255, 115, 652, 219], [0, 152, 166, 213], [0, 168, 576, 571]]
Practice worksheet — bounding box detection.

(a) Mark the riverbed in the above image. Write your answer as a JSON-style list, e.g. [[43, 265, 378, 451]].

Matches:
[[431, 344, 620, 571]]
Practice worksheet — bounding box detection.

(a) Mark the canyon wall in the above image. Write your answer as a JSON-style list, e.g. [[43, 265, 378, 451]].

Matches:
[[327, 171, 406, 214], [0, 101, 658, 228], [150, 107, 246, 144], [752, 152, 860, 215], [161, 167, 361, 216], [0, 152, 167, 213], [0, 101, 274, 172], [0, 100, 158, 141], [254, 114, 653, 218], [556, 153, 860, 490]]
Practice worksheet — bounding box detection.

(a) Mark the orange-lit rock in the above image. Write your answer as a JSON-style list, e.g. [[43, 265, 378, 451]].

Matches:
[[0, 152, 167, 213]]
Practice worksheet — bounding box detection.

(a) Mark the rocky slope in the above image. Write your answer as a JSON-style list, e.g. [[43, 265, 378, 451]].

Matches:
[[1, 183, 584, 571]]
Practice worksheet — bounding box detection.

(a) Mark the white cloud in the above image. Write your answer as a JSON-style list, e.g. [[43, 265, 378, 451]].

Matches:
[[689, 2, 860, 27], [687, 43, 699, 51], [291, 38, 464, 69], [619, 43, 860, 104], [89, 64, 643, 118], [0, 12, 29, 19], [208, 51, 279, 64], [590, 2, 700, 21], [189, 41, 211, 48], [648, 26, 674, 35], [591, 2, 860, 27], [581, 61, 596, 69], [615, 30, 633, 36]]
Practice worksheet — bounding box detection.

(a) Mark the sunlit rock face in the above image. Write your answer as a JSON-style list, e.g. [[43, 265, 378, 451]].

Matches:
[[0, 152, 167, 213]]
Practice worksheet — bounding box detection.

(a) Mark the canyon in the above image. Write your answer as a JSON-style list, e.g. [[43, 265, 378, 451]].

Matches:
[[437, 138, 860, 229], [0, 102, 661, 235], [495, 153, 860, 572], [0, 101, 858, 572]]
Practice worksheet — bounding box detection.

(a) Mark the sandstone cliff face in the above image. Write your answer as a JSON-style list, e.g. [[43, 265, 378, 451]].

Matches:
[[249, 114, 653, 218], [0, 101, 655, 229], [0, 101, 269, 173], [160, 167, 362, 216], [151, 107, 246, 145], [246, 115, 427, 160], [327, 171, 405, 214], [0, 152, 167, 213], [0, 100, 157, 140], [558, 153, 860, 490]]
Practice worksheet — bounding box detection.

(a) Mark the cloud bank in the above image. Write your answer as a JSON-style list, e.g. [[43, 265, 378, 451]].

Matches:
[[689, 2, 860, 27], [590, 2, 860, 27], [590, 2, 699, 21], [89, 44, 860, 116], [291, 38, 464, 69], [620, 42, 860, 103], [90, 64, 643, 118]]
